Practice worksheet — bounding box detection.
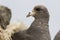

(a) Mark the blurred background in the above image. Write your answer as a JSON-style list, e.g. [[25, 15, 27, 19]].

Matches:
[[0, 0, 60, 40]]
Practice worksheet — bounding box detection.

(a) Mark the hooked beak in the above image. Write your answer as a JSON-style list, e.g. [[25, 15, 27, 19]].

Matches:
[[26, 12, 31, 17], [26, 11, 35, 17]]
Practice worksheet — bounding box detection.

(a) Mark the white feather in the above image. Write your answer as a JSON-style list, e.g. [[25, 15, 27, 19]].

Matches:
[[0, 22, 28, 40]]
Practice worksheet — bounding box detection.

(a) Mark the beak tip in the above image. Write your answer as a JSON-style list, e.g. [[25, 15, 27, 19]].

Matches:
[[26, 12, 31, 17], [26, 15, 30, 17]]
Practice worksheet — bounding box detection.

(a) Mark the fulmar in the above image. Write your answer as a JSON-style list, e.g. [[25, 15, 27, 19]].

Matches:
[[12, 5, 51, 40]]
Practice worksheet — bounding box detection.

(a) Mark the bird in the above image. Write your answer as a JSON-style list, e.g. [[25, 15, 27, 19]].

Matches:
[[54, 31, 60, 40], [0, 6, 11, 29], [12, 5, 51, 40], [0, 5, 28, 40]]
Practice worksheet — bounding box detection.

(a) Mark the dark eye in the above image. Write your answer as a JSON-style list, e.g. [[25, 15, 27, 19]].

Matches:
[[35, 8, 41, 11]]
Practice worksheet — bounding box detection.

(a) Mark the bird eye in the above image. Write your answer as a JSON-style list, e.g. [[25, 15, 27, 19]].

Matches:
[[35, 8, 41, 11]]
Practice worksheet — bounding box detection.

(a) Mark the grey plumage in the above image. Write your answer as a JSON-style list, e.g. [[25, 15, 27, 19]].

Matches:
[[0, 6, 11, 29], [54, 31, 60, 40], [12, 5, 51, 40]]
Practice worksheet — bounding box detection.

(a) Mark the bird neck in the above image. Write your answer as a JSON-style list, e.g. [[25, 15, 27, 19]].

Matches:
[[35, 18, 49, 23], [29, 18, 49, 30], [27, 18, 49, 35]]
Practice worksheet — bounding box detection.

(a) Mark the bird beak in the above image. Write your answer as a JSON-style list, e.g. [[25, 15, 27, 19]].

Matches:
[[26, 11, 35, 17], [26, 12, 31, 17]]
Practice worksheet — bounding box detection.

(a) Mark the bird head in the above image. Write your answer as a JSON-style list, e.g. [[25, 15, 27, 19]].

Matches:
[[26, 5, 49, 19], [0, 6, 11, 29]]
